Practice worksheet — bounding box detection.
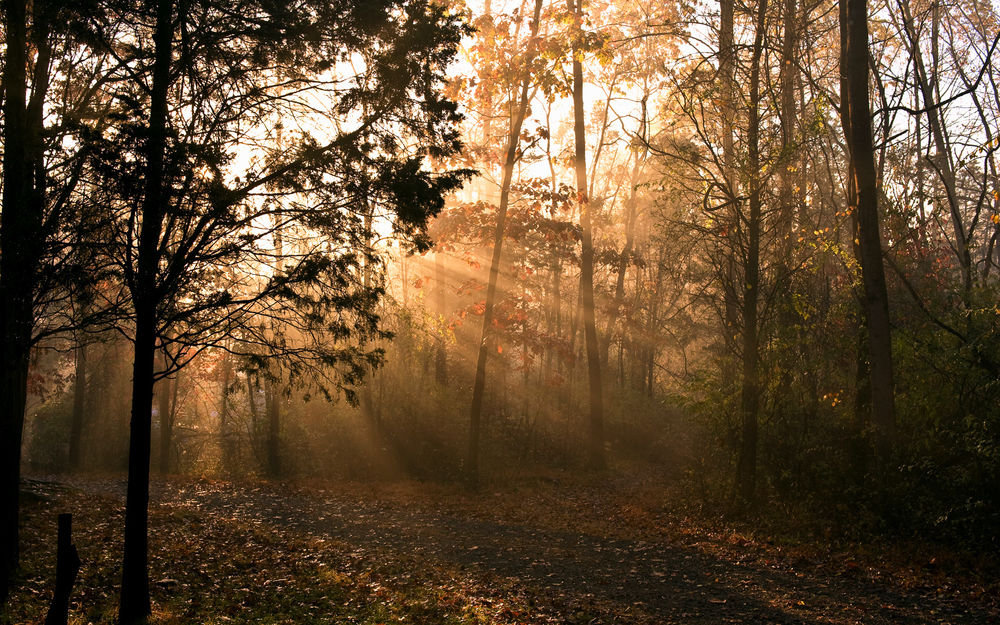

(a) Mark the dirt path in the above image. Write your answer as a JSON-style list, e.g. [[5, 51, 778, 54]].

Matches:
[[29, 476, 997, 624]]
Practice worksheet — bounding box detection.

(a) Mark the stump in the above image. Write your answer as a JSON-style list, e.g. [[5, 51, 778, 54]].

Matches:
[[44, 513, 80, 625]]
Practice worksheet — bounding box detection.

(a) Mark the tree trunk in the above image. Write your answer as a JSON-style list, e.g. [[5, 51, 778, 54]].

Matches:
[[119, 0, 173, 621], [467, 0, 544, 489], [247, 375, 262, 463], [359, 208, 382, 450], [0, 0, 43, 599], [719, 0, 740, 395], [899, 0, 971, 300], [850, 321, 871, 483], [602, 113, 646, 369], [840, 0, 896, 460], [218, 345, 234, 472], [120, 312, 157, 623], [773, 0, 799, 446], [778, 0, 798, 263], [569, 0, 606, 471], [735, 0, 768, 508], [68, 343, 88, 471], [266, 380, 281, 478], [158, 373, 177, 475], [434, 251, 447, 385], [44, 514, 80, 625], [0, 345, 29, 605]]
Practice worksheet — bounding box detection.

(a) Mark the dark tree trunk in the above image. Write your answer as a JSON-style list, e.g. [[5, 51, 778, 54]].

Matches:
[[569, 0, 606, 471], [719, 0, 740, 395], [157, 372, 176, 475], [359, 210, 382, 451], [119, 0, 173, 621], [218, 346, 234, 472], [68, 343, 88, 471], [44, 514, 80, 625], [898, 0, 971, 301], [120, 312, 157, 623], [778, 0, 798, 256], [840, 0, 896, 460], [1, 0, 40, 599], [851, 322, 872, 483], [0, 345, 29, 605], [735, 0, 769, 508], [773, 0, 799, 448], [467, 0, 543, 489], [602, 125, 645, 370], [266, 381, 281, 478], [434, 251, 448, 386], [246, 375, 263, 463]]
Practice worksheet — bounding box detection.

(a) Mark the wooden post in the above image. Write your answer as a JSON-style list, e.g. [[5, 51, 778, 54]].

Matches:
[[45, 513, 80, 625]]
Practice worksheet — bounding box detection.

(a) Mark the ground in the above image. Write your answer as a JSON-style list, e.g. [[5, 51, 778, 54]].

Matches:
[[6, 472, 998, 624]]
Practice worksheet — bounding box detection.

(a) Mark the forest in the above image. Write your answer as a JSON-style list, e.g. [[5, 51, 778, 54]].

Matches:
[[2, 0, 1000, 623]]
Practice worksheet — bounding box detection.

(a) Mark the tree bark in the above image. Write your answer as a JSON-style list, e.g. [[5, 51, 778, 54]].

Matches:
[[569, 0, 606, 471], [120, 312, 157, 624], [897, 0, 971, 301], [719, 0, 740, 395], [266, 380, 281, 478], [1, 0, 40, 599], [778, 0, 798, 262], [851, 320, 872, 482], [68, 343, 88, 471], [735, 0, 768, 508], [602, 107, 647, 369], [44, 514, 80, 625], [773, 0, 799, 444], [840, 0, 896, 460], [467, 0, 544, 489], [120, 0, 174, 621], [158, 373, 177, 475], [218, 344, 234, 472], [434, 251, 448, 385]]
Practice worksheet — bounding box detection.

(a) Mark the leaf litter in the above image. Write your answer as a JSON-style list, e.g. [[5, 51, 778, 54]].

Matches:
[[6, 474, 998, 624]]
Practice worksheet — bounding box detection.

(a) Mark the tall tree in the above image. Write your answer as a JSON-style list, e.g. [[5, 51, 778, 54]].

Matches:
[[1, 0, 108, 598], [118, 0, 174, 616], [734, 0, 769, 507], [158, 371, 179, 474], [105, 1, 470, 620], [467, 0, 545, 489], [265, 380, 282, 478], [569, 0, 606, 470], [1, 2, 35, 594], [718, 0, 740, 395], [68, 341, 89, 471], [840, 0, 896, 459], [777, 0, 798, 263]]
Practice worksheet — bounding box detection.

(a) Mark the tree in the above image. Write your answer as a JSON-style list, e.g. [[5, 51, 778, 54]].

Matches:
[[567, 0, 606, 470], [157, 369, 179, 474], [68, 341, 89, 471], [733, 0, 769, 507], [1, 3, 36, 594], [91, 1, 470, 621], [1, 0, 114, 599], [467, 0, 545, 489], [840, 0, 897, 460]]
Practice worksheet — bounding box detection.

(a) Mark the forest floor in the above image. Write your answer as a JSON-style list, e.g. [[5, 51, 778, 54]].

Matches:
[[6, 471, 998, 624]]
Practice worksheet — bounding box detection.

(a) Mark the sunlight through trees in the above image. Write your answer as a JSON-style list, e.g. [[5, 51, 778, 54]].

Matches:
[[4, 0, 1000, 621]]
